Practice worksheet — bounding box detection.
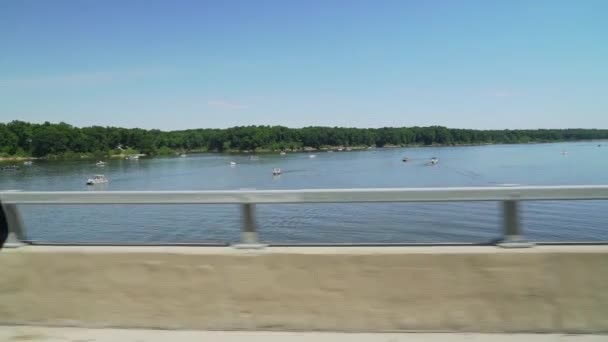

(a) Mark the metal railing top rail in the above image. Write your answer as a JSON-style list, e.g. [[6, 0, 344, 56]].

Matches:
[[1, 185, 608, 205]]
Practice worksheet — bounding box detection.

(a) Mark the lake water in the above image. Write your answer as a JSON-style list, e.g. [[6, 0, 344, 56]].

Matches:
[[1, 141, 608, 244]]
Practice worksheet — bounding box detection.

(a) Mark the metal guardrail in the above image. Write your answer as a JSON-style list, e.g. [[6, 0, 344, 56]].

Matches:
[[2, 185, 608, 248]]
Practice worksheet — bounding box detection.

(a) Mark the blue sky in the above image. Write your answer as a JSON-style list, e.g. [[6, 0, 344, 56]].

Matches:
[[1, 0, 606, 130]]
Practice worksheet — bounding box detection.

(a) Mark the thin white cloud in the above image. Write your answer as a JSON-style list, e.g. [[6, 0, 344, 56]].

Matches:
[[207, 100, 248, 110]]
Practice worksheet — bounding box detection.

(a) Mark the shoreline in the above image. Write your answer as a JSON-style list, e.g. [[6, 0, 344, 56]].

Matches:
[[0, 156, 36, 162], [190, 139, 607, 155], [0, 139, 605, 162]]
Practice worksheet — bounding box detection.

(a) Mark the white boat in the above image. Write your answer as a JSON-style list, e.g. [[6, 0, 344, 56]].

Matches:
[[230, 161, 237, 166], [309, 154, 317, 158], [86, 174, 108, 185], [180, 154, 187, 157], [128, 155, 139, 160], [23, 161, 33, 166], [327, 150, 334, 153], [280, 151, 286, 155], [272, 167, 282, 175], [429, 157, 439, 165], [250, 155, 259, 161], [96, 161, 106, 166]]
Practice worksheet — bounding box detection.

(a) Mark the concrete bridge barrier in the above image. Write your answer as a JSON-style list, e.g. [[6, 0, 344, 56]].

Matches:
[[1, 246, 607, 333]]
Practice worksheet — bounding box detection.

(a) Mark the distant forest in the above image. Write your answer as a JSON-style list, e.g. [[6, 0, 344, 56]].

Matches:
[[1, 121, 607, 158]]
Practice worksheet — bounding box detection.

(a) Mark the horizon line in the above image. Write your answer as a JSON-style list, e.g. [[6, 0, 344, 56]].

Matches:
[[1, 119, 607, 132]]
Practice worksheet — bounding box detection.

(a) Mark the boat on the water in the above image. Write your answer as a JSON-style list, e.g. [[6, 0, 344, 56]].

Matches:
[[23, 161, 33, 166], [272, 167, 282, 175], [180, 154, 187, 157], [280, 151, 286, 155], [86, 174, 108, 185], [230, 161, 237, 166], [429, 157, 439, 165], [402, 157, 409, 162], [560, 151, 568, 155], [309, 154, 317, 158], [127, 155, 139, 160], [96, 161, 106, 166]]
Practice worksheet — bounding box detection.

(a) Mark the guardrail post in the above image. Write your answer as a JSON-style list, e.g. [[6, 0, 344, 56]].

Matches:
[[3, 204, 27, 248], [233, 203, 266, 249], [497, 200, 533, 248]]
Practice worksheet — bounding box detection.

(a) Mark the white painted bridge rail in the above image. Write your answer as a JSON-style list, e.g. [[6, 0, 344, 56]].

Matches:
[[2, 185, 608, 204], [2, 185, 608, 247]]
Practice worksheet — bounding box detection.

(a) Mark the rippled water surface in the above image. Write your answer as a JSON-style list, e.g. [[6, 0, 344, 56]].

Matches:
[[1, 141, 607, 243]]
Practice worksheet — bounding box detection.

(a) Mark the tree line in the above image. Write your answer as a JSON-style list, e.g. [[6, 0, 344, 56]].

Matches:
[[1, 120, 607, 158]]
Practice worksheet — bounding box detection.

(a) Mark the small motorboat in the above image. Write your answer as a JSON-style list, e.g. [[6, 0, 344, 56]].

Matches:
[[96, 161, 106, 166], [402, 157, 409, 162], [280, 151, 286, 156], [429, 157, 439, 165], [346, 147, 352, 151], [249, 155, 259, 161], [309, 154, 317, 159], [23, 161, 33, 166], [86, 174, 108, 185], [230, 161, 237, 166], [272, 167, 282, 175], [327, 150, 334, 153], [180, 154, 187, 157], [127, 155, 139, 160]]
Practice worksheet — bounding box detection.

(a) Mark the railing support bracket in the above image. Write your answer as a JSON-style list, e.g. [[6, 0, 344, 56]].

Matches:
[[497, 200, 534, 248], [2, 203, 27, 248], [232, 203, 267, 249]]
